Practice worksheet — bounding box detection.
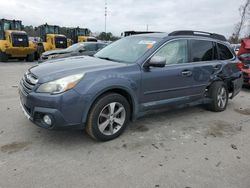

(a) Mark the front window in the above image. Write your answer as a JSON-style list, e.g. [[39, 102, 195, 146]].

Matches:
[[153, 39, 188, 64], [55, 36, 67, 48], [95, 36, 160, 63]]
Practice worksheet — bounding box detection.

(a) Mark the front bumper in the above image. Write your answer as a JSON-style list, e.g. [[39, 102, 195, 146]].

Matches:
[[19, 86, 88, 130], [6, 47, 35, 57]]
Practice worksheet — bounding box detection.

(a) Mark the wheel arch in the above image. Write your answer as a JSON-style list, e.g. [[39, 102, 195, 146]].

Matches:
[[83, 86, 138, 125]]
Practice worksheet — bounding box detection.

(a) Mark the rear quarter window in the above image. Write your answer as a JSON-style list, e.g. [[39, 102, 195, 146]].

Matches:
[[217, 43, 234, 60]]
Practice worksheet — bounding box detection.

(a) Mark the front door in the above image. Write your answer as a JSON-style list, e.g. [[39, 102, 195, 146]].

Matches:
[[140, 39, 200, 109]]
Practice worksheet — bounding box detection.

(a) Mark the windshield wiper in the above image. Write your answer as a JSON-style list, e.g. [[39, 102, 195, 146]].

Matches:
[[96, 56, 122, 62]]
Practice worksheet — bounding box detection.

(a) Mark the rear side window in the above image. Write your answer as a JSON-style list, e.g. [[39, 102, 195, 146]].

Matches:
[[190, 40, 215, 62], [217, 43, 234, 60]]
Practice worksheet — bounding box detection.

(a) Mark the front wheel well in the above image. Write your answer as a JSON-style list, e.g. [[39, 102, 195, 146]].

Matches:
[[89, 88, 134, 120]]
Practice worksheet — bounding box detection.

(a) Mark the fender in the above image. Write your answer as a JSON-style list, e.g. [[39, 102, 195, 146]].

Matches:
[[77, 76, 140, 124]]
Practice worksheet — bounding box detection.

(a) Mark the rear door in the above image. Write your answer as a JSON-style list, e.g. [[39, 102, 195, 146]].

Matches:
[[187, 39, 221, 95]]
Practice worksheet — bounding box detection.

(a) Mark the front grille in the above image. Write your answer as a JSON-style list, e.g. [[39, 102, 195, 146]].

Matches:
[[12, 33, 29, 47], [55, 36, 67, 49], [20, 73, 38, 95]]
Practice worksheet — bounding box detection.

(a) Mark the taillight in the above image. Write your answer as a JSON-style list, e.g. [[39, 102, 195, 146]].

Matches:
[[237, 61, 244, 70]]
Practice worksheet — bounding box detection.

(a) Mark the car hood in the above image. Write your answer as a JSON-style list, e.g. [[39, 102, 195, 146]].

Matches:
[[42, 49, 69, 56], [29, 56, 126, 83]]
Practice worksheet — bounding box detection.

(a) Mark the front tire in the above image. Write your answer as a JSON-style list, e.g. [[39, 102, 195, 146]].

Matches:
[[207, 81, 228, 112], [86, 93, 130, 141]]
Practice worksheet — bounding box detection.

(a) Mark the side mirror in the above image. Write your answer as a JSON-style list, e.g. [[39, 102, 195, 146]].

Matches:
[[147, 56, 166, 68], [79, 48, 86, 53]]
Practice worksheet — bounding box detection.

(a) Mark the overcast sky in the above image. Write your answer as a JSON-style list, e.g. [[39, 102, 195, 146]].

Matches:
[[0, 0, 247, 37]]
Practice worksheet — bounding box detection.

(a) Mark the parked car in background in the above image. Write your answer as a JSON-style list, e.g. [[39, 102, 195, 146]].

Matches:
[[39, 42, 107, 63], [237, 38, 250, 86], [231, 44, 241, 54], [19, 30, 243, 141]]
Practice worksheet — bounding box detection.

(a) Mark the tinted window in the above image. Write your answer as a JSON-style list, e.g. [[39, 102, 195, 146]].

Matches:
[[153, 40, 188, 64], [191, 40, 214, 62], [218, 43, 234, 60], [85, 43, 97, 51]]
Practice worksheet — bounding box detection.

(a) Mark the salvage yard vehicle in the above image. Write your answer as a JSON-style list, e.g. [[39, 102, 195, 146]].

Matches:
[[19, 30, 243, 141], [239, 54, 250, 86], [238, 38, 250, 86], [122, 30, 162, 37], [39, 42, 107, 63], [67, 27, 97, 44], [36, 24, 68, 58], [0, 19, 36, 62]]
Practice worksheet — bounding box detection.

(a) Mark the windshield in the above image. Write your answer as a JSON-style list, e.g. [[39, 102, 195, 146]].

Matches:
[[95, 36, 160, 63], [66, 43, 85, 52]]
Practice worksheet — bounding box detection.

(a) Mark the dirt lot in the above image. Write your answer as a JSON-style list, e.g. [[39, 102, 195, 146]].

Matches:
[[0, 62, 250, 188]]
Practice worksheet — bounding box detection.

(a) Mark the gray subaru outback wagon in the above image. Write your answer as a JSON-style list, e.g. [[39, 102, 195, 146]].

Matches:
[[19, 30, 243, 141]]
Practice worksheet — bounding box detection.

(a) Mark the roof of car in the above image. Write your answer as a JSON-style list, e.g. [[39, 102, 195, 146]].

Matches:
[[128, 30, 228, 42]]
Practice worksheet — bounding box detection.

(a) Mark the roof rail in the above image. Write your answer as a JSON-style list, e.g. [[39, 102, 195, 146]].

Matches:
[[168, 30, 227, 42]]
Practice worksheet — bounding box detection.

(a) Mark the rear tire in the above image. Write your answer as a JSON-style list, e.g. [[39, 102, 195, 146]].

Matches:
[[86, 93, 131, 141], [0, 51, 8, 62], [26, 53, 35, 62], [207, 81, 228, 112]]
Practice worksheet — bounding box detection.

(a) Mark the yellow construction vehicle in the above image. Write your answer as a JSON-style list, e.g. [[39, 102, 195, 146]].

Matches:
[[0, 19, 36, 62], [36, 24, 68, 58], [67, 27, 97, 44]]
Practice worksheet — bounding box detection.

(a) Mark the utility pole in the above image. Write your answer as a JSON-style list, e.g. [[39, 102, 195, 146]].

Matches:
[[105, 0, 107, 34]]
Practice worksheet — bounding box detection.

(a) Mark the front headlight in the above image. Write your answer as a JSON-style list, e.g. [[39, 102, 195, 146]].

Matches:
[[48, 55, 58, 59], [36, 74, 84, 94]]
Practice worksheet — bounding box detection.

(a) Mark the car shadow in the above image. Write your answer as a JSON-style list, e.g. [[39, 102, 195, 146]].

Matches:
[[31, 104, 207, 147], [242, 85, 250, 91]]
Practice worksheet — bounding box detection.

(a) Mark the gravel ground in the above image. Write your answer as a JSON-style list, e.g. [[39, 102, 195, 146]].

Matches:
[[0, 62, 250, 188]]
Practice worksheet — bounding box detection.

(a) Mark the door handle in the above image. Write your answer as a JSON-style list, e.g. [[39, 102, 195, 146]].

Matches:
[[181, 70, 192, 77]]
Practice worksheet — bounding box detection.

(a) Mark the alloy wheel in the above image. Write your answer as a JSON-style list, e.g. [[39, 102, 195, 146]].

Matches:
[[98, 102, 126, 136], [217, 87, 227, 108]]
